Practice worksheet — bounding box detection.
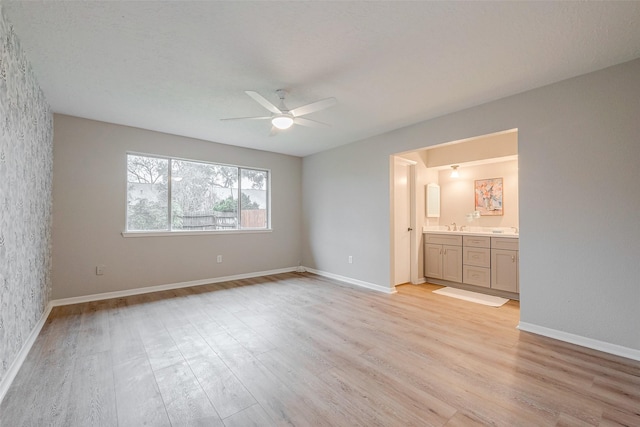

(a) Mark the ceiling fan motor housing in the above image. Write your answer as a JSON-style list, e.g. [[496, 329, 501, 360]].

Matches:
[[275, 89, 289, 112]]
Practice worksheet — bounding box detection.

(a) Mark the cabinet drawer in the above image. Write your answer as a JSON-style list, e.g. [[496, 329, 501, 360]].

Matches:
[[463, 265, 491, 288], [426, 234, 462, 246], [463, 247, 491, 267], [463, 235, 490, 248], [492, 237, 519, 250]]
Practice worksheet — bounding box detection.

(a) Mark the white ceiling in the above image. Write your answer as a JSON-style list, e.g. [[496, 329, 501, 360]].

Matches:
[[4, 1, 640, 157]]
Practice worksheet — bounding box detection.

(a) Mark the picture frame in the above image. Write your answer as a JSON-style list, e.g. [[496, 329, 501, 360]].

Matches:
[[474, 177, 503, 216]]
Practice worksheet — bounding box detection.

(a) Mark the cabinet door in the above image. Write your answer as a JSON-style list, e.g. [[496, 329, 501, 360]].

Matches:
[[491, 249, 518, 292], [425, 244, 443, 279], [442, 245, 463, 283]]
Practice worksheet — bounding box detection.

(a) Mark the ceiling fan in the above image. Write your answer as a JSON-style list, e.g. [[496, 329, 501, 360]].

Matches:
[[221, 89, 337, 134]]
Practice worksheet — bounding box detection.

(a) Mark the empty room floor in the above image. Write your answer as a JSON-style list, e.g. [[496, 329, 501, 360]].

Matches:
[[1, 273, 638, 426]]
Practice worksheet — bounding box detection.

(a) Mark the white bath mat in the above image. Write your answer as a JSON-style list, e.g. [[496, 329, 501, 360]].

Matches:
[[433, 287, 509, 307]]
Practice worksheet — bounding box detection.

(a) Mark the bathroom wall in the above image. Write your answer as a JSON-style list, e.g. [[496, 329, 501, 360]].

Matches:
[[0, 6, 53, 385], [438, 159, 519, 229], [416, 129, 518, 229]]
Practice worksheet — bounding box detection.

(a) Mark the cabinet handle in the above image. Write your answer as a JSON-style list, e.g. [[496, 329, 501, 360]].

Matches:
[[444, 249, 447, 255], [511, 256, 516, 262]]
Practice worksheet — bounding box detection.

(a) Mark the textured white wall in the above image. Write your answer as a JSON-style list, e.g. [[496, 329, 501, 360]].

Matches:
[[0, 7, 53, 384], [302, 58, 640, 352], [52, 115, 302, 299]]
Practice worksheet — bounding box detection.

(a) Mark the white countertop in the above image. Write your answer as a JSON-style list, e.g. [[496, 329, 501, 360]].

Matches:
[[423, 228, 519, 238]]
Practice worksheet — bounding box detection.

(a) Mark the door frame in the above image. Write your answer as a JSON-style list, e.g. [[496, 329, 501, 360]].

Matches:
[[390, 156, 417, 287]]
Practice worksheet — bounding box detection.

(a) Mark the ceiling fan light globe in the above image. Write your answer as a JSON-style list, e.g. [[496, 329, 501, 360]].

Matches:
[[272, 115, 294, 130]]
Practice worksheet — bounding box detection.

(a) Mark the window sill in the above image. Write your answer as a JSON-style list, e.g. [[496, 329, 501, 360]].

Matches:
[[122, 229, 273, 238]]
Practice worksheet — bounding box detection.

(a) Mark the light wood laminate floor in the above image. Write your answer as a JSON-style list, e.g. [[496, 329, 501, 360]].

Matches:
[[1, 272, 639, 426]]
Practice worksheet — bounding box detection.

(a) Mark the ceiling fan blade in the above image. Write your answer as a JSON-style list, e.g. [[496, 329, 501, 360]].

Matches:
[[245, 91, 282, 114], [290, 97, 337, 117], [294, 117, 330, 128], [220, 116, 271, 121]]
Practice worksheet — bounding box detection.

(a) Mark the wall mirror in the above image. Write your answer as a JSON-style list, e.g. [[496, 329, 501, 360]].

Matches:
[[426, 183, 440, 218]]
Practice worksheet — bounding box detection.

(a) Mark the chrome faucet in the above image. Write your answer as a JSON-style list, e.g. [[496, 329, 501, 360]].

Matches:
[[459, 225, 466, 231], [511, 226, 518, 233], [450, 222, 457, 231]]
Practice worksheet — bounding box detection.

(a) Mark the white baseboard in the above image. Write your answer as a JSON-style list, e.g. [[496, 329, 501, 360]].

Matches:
[[517, 322, 640, 362], [304, 267, 397, 294], [51, 267, 298, 307], [0, 302, 53, 404]]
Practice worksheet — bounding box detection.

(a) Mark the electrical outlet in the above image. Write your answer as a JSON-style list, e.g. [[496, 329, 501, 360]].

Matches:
[[216, 255, 223, 263], [348, 256, 353, 264], [96, 265, 105, 275]]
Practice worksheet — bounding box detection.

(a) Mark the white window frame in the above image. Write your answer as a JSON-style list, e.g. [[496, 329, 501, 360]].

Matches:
[[123, 152, 271, 237]]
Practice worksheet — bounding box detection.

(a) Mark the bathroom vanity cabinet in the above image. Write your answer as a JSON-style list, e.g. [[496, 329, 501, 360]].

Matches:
[[424, 234, 463, 283], [424, 232, 519, 297]]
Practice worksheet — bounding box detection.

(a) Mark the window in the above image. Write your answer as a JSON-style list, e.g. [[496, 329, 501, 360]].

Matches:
[[127, 154, 269, 232]]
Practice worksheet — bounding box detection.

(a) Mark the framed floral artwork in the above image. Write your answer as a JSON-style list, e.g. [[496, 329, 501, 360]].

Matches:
[[474, 178, 503, 216]]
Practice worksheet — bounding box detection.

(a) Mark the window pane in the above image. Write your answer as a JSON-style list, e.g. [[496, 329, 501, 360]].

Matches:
[[240, 169, 268, 229], [211, 164, 239, 230], [171, 160, 239, 230], [127, 155, 169, 231], [171, 160, 215, 230]]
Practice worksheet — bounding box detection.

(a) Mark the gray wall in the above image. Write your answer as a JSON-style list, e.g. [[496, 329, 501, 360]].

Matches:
[[52, 115, 302, 299], [302, 58, 640, 351], [0, 7, 53, 383]]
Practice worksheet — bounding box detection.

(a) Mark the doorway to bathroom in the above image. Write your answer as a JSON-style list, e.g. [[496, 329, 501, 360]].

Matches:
[[391, 129, 519, 302]]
